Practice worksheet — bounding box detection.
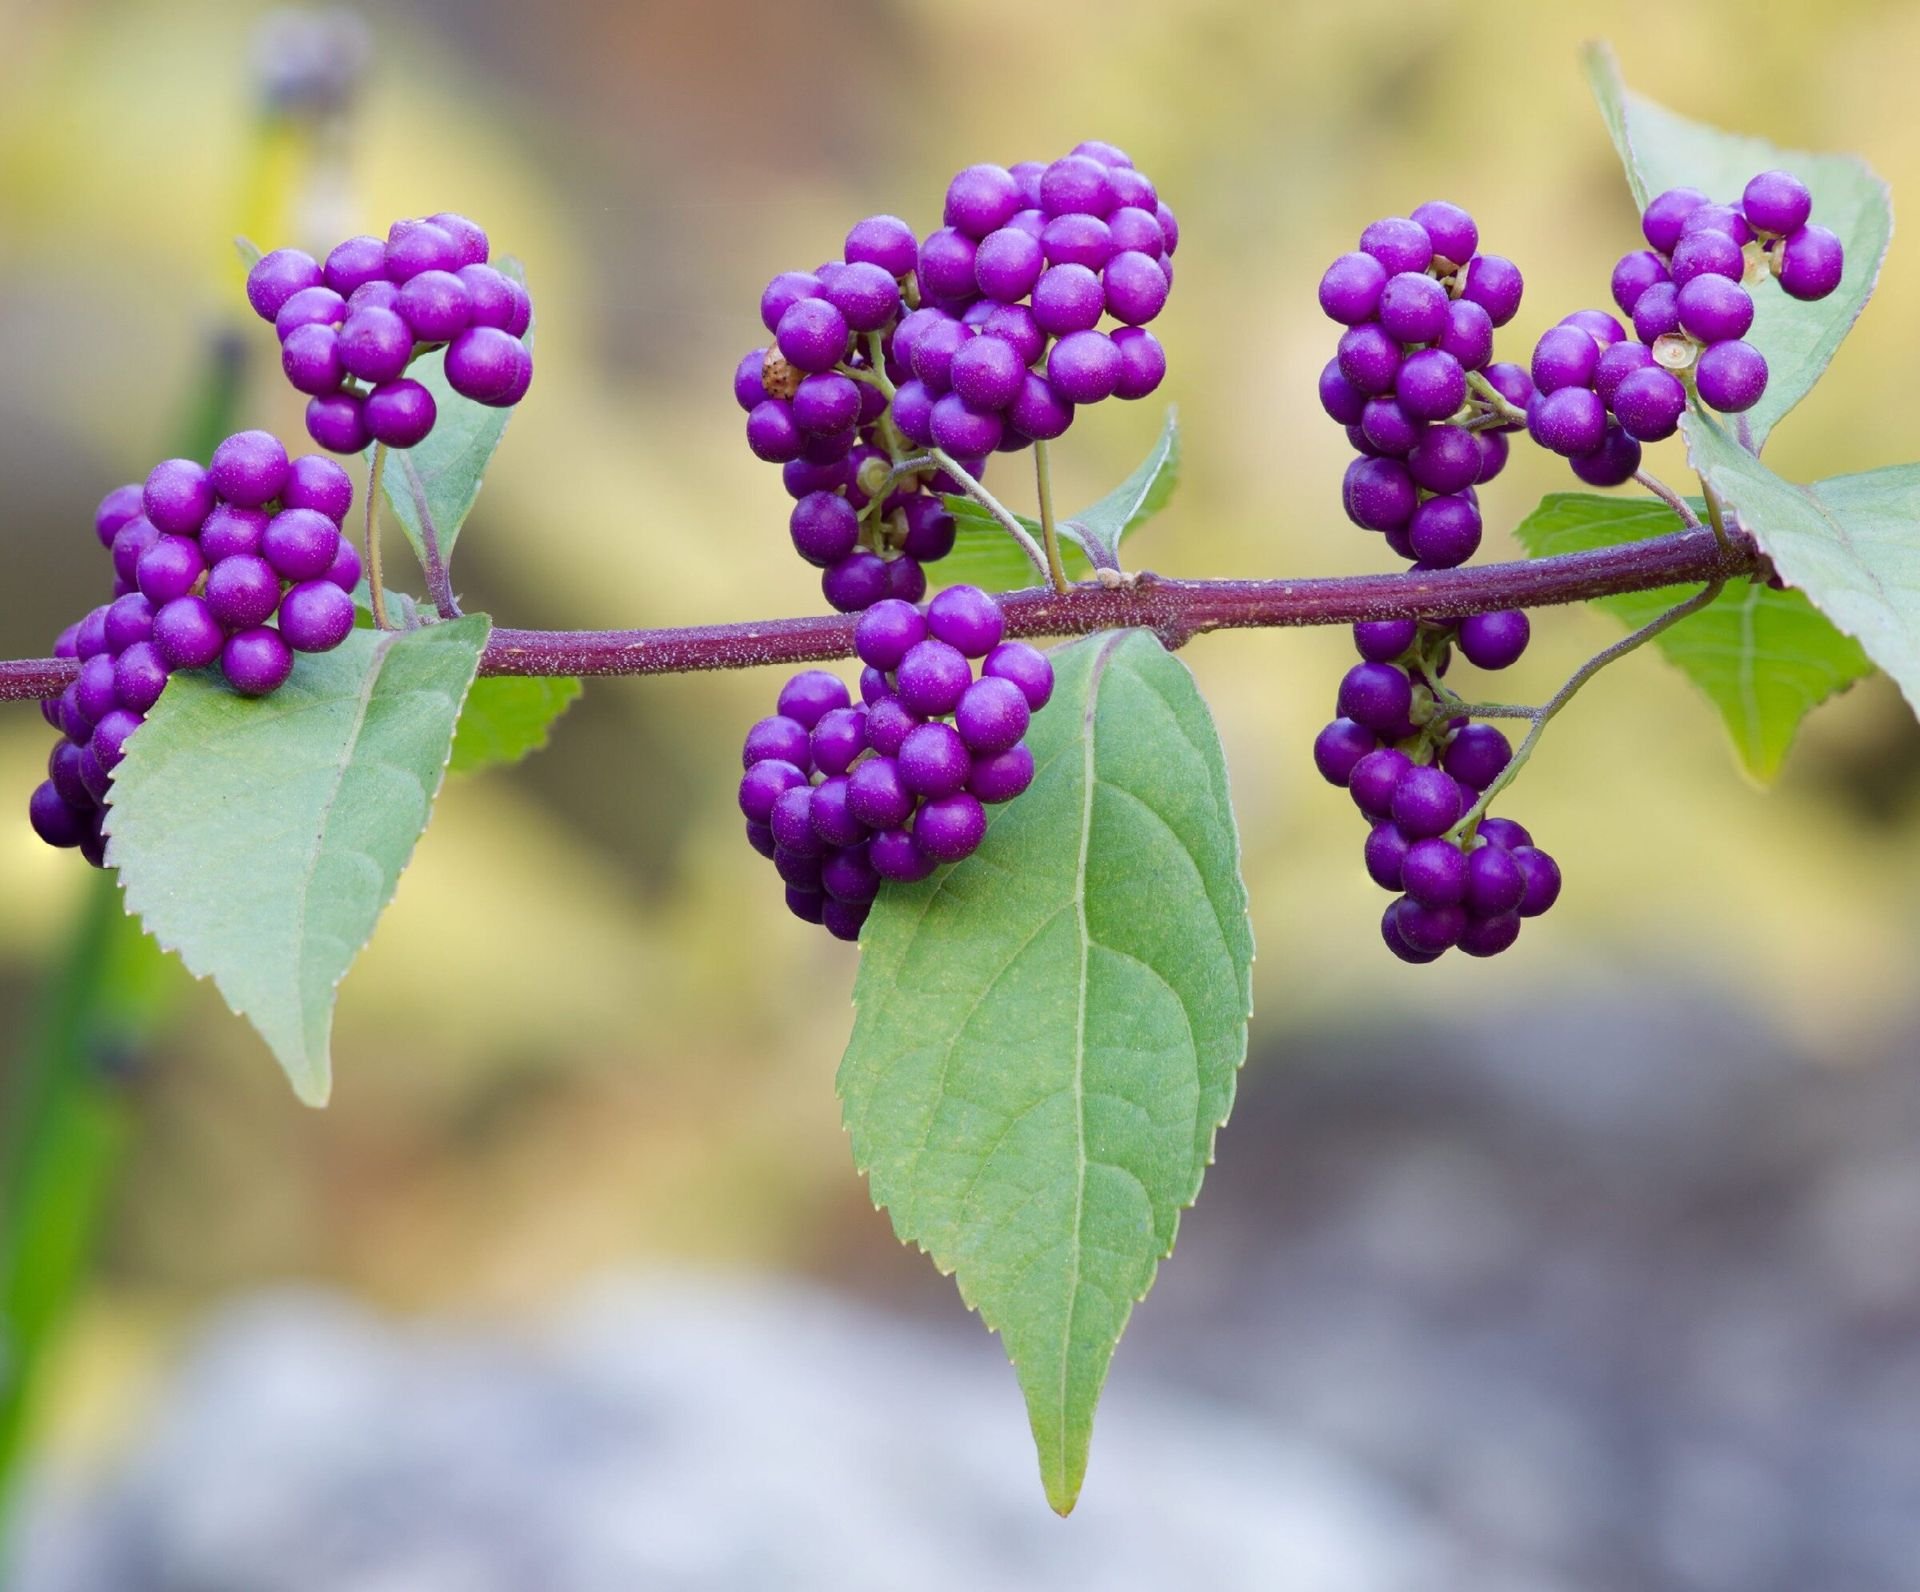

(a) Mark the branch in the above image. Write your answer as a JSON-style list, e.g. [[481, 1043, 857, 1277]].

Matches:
[[0, 524, 1762, 701]]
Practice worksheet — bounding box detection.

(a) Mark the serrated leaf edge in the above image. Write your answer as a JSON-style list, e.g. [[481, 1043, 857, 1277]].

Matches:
[[103, 619, 490, 1106]]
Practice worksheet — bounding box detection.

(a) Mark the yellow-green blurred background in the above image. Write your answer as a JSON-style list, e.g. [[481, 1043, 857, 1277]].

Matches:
[[5, 2, 1920, 1586]]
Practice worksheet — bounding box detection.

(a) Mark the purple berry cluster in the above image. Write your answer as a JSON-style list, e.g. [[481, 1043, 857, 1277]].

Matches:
[[1318, 201, 1523, 571], [28, 431, 362, 867], [737, 586, 1052, 939], [244, 213, 533, 456], [1527, 169, 1844, 481], [735, 141, 1176, 614], [1313, 615, 1559, 962]]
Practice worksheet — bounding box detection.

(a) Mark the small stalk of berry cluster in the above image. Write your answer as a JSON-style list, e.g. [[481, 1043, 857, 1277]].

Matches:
[[927, 447, 1053, 583], [1445, 577, 1726, 843], [1032, 440, 1071, 595], [1631, 469, 1703, 531], [362, 443, 392, 630], [397, 454, 461, 618]]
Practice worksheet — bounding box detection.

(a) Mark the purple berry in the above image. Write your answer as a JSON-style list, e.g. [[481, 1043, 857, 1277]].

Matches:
[[274, 285, 347, 341], [1561, 308, 1628, 350], [1681, 203, 1754, 249], [445, 327, 532, 405], [1031, 263, 1105, 336], [739, 758, 808, 823], [974, 226, 1045, 302], [1395, 349, 1466, 421], [246, 248, 324, 321], [930, 393, 1003, 454], [1359, 216, 1431, 275], [821, 847, 880, 907], [396, 269, 471, 342], [1741, 170, 1813, 236], [1407, 493, 1481, 568], [746, 400, 802, 463], [280, 323, 346, 395], [743, 715, 812, 770], [327, 537, 362, 592], [896, 639, 972, 717], [306, 391, 371, 454], [776, 669, 851, 730], [809, 776, 867, 848], [1593, 340, 1654, 406], [209, 429, 291, 508], [1778, 223, 1844, 301], [950, 335, 1026, 411], [365, 379, 437, 448], [1008, 372, 1075, 439], [1458, 912, 1521, 958], [869, 826, 936, 882], [1381, 898, 1442, 964], [967, 743, 1035, 804], [788, 493, 859, 568], [1676, 274, 1754, 343], [917, 227, 980, 301], [1569, 424, 1643, 489], [898, 721, 973, 798], [1464, 843, 1526, 917], [1670, 229, 1745, 287], [278, 580, 355, 652], [282, 454, 354, 521], [1401, 838, 1467, 907], [1630, 281, 1681, 344], [1527, 387, 1608, 458], [926, 585, 1005, 658], [1457, 610, 1530, 670], [1337, 662, 1413, 737], [1695, 339, 1768, 413], [426, 213, 489, 267], [29, 782, 92, 849], [460, 264, 531, 336], [1336, 323, 1402, 395], [810, 707, 869, 778], [1318, 252, 1388, 324], [385, 219, 461, 282], [824, 261, 901, 332], [1610, 249, 1671, 316], [1460, 255, 1523, 326], [1377, 271, 1450, 343], [103, 593, 155, 653], [1103, 251, 1169, 325], [1407, 426, 1481, 495], [1314, 718, 1378, 785], [1479, 362, 1534, 429], [143, 458, 214, 536], [1442, 723, 1511, 790], [945, 163, 1021, 238], [90, 708, 144, 772], [205, 553, 283, 630], [1437, 300, 1494, 372], [136, 535, 206, 606], [152, 596, 223, 670], [1363, 822, 1410, 891], [1353, 619, 1417, 663], [846, 215, 918, 278], [822, 551, 891, 614], [771, 784, 824, 857], [914, 792, 987, 862], [853, 599, 925, 671], [1360, 399, 1423, 457], [1512, 846, 1562, 917], [1397, 898, 1467, 955], [1342, 456, 1417, 532], [1642, 187, 1710, 253], [1409, 200, 1477, 264], [75, 654, 118, 724], [1040, 155, 1116, 219], [221, 627, 293, 696], [263, 507, 342, 582], [1042, 213, 1113, 271], [323, 235, 387, 297], [954, 676, 1030, 755], [776, 298, 851, 375], [1531, 325, 1601, 394], [848, 756, 914, 830], [900, 496, 958, 562], [981, 642, 1053, 710]]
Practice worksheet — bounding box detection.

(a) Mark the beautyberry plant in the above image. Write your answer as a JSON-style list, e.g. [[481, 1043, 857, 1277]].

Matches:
[[4, 46, 1910, 1520]]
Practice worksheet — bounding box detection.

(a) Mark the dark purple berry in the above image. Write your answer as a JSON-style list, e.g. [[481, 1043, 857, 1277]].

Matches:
[[898, 722, 972, 798], [810, 707, 869, 778], [1512, 847, 1562, 917], [1460, 255, 1523, 326], [1630, 281, 1681, 343], [1407, 494, 1481, 568], [788, 493, 859, 568], [1741, 170, 1813, 236], [1396, 897, 1466, 955], [221, 627, 293, 696], [1528, 387, 1608, 458], [914, 792, 987, 863], [1458, 912, 1521, 957], [1457, 610, 1530, 670], [1337, 662, 1413, 737], [1464, 843, 1526, 917], [1381, 898, 1442, 964], [743, 715, 811, 770], [1642, 187, 1710, 253], [1336, 323, 1402, 396], [1610, 249, 1670, 316], [1401, 838, 1467, 907], [1531, 325, 1600, 394], [208, 430, 291, 507], [1318, 252, 1388, 324], [1670, 229, 1744, 288], [1442, 723, 1511, 790], [1395, 349, 1467, 422], [306, 392, 371, 454], [446, 327, 531, 405], [136, 535, 206, 607], [365, 379, 437, 448], [739, 758, 808, 823], [206, 553, 283, 630], [1342, 456, 1417, 532], [1390, 764, 1462, 839], [283, 454, 354, 520], [896, 639, 972, 717], [955, 676, 1030, 755], [1676, 274, 1754, 343], [776, 670, 851, 730], [771, 784, 824, 857]]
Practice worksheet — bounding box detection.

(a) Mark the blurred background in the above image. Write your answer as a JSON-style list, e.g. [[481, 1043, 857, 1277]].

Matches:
[[3, 1, 1920, 1586]]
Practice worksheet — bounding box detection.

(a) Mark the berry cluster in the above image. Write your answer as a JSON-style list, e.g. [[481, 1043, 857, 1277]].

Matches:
[[28, 431, 361, 867], [1528, 169, 1844, 480], [1314, 616, 1559, 962], [735, 142, 1176, 614], [244, 213, 533, 456], [1318, 201, 1523, 570], [1313, 202, 1554, 960], [737, 586, 1052, 939]]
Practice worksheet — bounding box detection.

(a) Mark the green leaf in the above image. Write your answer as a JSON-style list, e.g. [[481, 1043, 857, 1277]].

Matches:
[[1686, 414, 1920, 721], [938, 408, 1181, 591], [448, 674, 582, 774], [839, 628, 1253, 1514], [1583, 43, 1891, 451], [105, 617, 490, 1105], [1513, 492, 1871, 781], [370, 261, 532, 574]]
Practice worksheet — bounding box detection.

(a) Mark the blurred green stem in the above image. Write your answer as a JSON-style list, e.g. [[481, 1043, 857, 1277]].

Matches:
[[927, 449, 1052, 583]]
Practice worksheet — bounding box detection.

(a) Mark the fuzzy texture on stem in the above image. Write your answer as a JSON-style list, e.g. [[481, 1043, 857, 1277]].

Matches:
[[0, 525, 1762, 702]]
